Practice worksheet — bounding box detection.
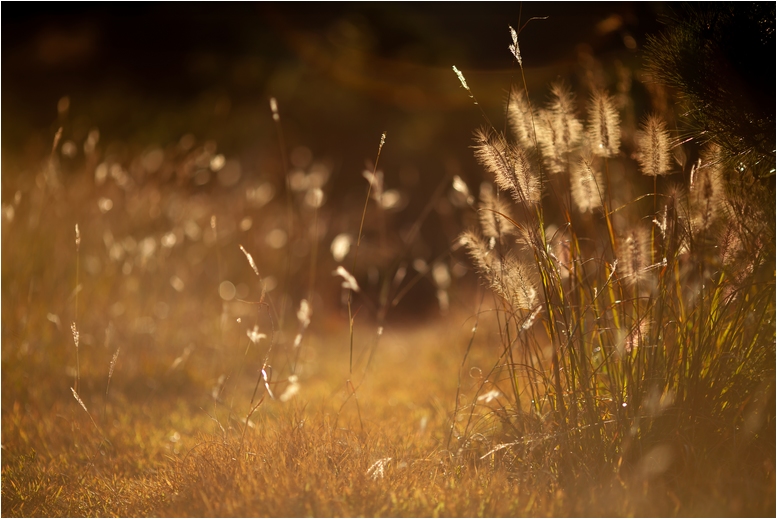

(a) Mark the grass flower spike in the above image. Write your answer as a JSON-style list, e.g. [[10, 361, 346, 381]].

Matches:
[[636, 114, 672, 176], [588, 90, 621, 157]]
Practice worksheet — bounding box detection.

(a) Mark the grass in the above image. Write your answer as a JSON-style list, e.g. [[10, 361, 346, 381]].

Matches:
[[2, 11, 775, 518]]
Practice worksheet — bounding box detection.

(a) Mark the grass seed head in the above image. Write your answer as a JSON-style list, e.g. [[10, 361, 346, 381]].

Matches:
[[619, 228, 651, 285], [688, 146, 726, 233], [489, 255, 538, 310], [536, 82, 583, 173], [508, 26, 522, 65], [473, 128, 540, 204], [570, 157, 604, 213], [507, 86, 536, 149], [458, 230, 491, 273], [239, 245, 260, 277], [636, 114, 672, 176], [588, 90, 621, 157], [478, 188, 514, 239]]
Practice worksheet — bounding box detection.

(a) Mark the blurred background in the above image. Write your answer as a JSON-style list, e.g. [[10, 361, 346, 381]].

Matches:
[[2, 2, 668, 325]]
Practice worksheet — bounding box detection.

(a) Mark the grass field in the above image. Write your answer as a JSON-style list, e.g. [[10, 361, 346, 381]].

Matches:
[[3, 4, 775, 517]]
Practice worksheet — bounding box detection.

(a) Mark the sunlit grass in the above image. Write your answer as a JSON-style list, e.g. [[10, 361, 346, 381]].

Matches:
[[2, 11, 775, 517]]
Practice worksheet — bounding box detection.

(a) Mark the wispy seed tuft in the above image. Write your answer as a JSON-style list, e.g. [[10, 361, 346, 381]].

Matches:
[[588, 90, 621, 157], [473, 128, 540, 204], [636, 115, 672, 176]]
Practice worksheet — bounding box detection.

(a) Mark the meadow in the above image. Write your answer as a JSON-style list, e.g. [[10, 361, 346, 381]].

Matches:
[[2, 4, 775, 517]]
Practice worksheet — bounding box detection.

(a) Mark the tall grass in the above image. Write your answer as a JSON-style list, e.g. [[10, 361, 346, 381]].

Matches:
[[451, 33, 775, 506], [1, 12, 774, 518]]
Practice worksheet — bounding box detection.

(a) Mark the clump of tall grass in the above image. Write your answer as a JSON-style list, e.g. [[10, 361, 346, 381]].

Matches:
[[451, 30, 775, 505]]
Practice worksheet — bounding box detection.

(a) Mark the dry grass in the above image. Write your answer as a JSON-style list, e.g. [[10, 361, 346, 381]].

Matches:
[[3, 13, 775, 518]]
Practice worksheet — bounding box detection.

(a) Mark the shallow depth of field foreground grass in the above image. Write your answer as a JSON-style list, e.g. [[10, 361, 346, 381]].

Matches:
[[3, 4, 776, 517], [2, 135, 774, 516]]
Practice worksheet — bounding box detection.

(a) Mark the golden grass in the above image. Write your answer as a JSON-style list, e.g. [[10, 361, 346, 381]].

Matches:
[[2, 17, 775, 516]]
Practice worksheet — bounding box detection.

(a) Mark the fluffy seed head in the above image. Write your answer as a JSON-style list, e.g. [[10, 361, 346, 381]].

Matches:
[[549, 83, 583, 150], [536, 83, 583, 173], [458, 230, 491, 273], [636, 115, 672, 176], [473, 128, 540, 204], [461, 230, 537, 309], [588, 90, 621, 157], [508, 26, 522, 65], [507, 87, 536, 149], [489, 255, 538, 310], [619, 228, 650, 285], [570, 158, 604, 213], [689, 147, 725, 233], [478, 188, 514, 239]]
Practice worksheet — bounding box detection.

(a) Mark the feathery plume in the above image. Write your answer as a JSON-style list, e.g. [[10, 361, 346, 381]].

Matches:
[[570, 157, 604, 213], [507, 86, 536, 149], [689, 146, 725, 232], [461, 229, 537, 309], [473, 128, 540, 204], [549, 83, 583, 153], [508, 26, 522, 65], [490, 255, 538, 310], [636, 115, 672, 176], [458, 230, 491, 273], [588, 90, 621, 157], [619, 228, 650, 285], [478, 188, 514, 239], [535, 109, 560, 172], [536, 83, 583, 173]]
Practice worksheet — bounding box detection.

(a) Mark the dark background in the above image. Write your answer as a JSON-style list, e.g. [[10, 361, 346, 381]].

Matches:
[[1, 2, 669, 318], [2, 2, 666, 164]]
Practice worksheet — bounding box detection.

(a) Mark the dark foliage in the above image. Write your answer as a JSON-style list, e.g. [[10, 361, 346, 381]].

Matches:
[[645, 2, 776, 175]]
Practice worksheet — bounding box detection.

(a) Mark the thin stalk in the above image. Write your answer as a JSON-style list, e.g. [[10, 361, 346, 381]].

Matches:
[[270, 98, 294, 330]]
